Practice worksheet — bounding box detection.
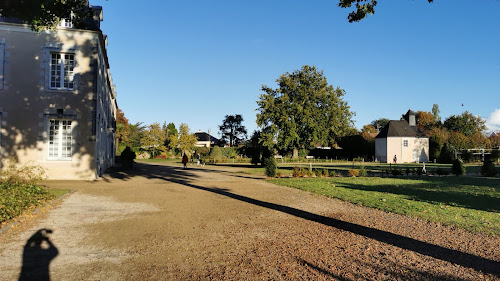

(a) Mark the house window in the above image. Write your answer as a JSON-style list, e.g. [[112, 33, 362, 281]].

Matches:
[[59, 18, 73, 28], [48, 119, 73, 160], [403, 140, 409, 147], [50, 53, 75, 89]]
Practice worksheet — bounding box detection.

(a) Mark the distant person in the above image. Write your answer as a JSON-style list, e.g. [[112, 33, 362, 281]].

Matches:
[[182, 154, 188, 169], [197, 154, 201, 166], [393, 155, 397, 164]]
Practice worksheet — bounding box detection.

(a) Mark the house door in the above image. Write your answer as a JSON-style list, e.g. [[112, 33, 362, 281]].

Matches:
[[413, 150, 418, 162]]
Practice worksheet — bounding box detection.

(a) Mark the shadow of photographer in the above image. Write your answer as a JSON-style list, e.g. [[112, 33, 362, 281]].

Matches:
[[18, 229, 58, 281]]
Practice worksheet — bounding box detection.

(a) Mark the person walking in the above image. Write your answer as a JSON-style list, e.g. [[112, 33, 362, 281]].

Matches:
[[182, 153, 188, 169], [393, 155, 397, 164]]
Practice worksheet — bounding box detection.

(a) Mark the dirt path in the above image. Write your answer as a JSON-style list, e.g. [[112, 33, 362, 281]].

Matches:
[[0, 161, 499, 280]]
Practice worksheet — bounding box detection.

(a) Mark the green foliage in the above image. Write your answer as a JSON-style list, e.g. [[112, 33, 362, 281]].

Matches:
[[169, 123, 198, 154], [370, 118, 390, 130], [438, 143, 454, 164], [481, 158, 498, 177], [391, 168, 402, 176], [120, 146, 136, 169], [219, 114, 247, 147], [298, 149, 310, 158], [264, 158, 277, 177], [256, 65, 354, 154], [461, 150, 474, 163], [141, 122, 167, 158], [243, 131, 272, 165], [452, 159, 466, 176], [491, 149, 500, 163], [128, 122, 146, 149], [436, 167, 450, 176], [0, 161, 53, 223], [443, 111, 487, 137], [0, 0, 93, 32], [314, 169, 323, 177], [359, 166, 368, 177], [210, 146, 223, 162], [0, 181, 54, 223], [292, 166, 301, 178], [328, 170, 337, 177]]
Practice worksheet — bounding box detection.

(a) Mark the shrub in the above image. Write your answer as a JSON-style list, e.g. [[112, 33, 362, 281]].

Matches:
[[349, 169, 360, 177], [452, 159, 465, 176], [436, 167, 449, 176], [481, 158, 498, 177], [210, 147, 223, 163], [121, 146, 136, 169], [322, 169, 328, 177], [405, 168, 411, 176], [438, 143, 454, 164], [314, 169, 322, 177], [292, 166, 301, 178], [461, 150, 474, 163], [391, 168, 402, 176], [328, 170, 337, 177], [491, 149, 500, 163], [304, 169, 314, 177], [276, 171, 283, 178], [264, 158, 277, 177], [0, 159, 47, 185], [359, 166, 368, 177]]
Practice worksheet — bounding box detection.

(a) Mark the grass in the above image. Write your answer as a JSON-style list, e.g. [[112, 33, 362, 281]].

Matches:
[[270, 176, 500, 236]]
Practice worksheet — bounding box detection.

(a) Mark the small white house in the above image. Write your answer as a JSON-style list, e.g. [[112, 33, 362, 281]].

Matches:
[[375, 110, 429, 163]]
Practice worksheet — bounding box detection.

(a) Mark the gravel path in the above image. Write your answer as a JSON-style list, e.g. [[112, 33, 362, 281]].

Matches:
[[0, 161, 499, 280]]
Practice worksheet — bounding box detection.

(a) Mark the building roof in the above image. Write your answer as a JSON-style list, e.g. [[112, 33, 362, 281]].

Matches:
[[375, 120, 427, 138], [195, 132, 220, 143]]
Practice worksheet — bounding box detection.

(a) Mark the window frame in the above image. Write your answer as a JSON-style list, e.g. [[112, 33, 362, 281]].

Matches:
[[47, 119, 74, 161], [49, 52, 75, 90], [403, 139, 409, 147]]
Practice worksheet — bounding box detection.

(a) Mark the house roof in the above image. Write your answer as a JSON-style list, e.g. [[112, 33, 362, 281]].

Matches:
[[375, 120, 427, 138], [195, 132, 220, 143]]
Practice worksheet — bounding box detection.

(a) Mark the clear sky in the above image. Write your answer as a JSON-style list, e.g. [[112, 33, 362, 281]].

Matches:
[[91, 0, 500, 137]]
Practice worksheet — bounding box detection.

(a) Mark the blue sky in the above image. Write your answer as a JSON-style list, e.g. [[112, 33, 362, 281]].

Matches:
[[91, 0, 500, 137]]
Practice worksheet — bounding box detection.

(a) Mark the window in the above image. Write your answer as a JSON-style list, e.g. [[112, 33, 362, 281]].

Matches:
[[403, 140, 409, 147], [50, 53, 75, 89], [59, 18, 73, 28], [48, 119, 73, 160]]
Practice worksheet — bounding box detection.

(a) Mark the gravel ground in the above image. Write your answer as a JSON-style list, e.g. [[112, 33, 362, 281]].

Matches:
[[0, 161, 498, 280]]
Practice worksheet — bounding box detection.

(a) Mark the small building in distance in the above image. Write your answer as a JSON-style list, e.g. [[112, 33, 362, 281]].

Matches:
[[375, 110, 429, 163], [0, 4, 117, 179], [194, 132, 220, 148]]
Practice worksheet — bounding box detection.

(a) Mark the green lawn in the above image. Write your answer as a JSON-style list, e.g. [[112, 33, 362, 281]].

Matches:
[[270, 176, 500, 236]]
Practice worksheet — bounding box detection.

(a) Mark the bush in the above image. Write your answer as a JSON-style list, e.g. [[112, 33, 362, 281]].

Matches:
[[391, 168, 402, 176], [292, 166, 301, 178], [304, 169, 314, 177], [436, 167, 450, 176], [452, 159, 465, 176], [121, 146, 136, 169], [210, 147, 223, 163], [481, 158, 498, 177], [264, 158, 277, 177], [0, 159, 47, 185], [322, 169, 328, 177], [491, 149, 500, 163], [349, 169, 360, 177], [461, 150, 474, 163], [359, 166, 368, 177], [438, 143, 454, 164], [328, 170, 337, 177], [314, 169, 322, 177]]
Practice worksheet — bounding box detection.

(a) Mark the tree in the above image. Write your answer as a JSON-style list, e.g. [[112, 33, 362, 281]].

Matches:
[[169, 123, 198, 155], [141, 123, 167, 158], [432, 104, 441, 124], [241, 131, 272, 165], [416, 111, 436, 134], [338, 0, 434, 23], [116, 109, 130, 145], [219, 114, 248, 147], [443, 111, 486, 137], [256, 65, 354, 158], [163, 122, 177, 147], [128, 122, 146, 149], [0, 0, 93, 32], [371, 118, 390, 131], [361, 124, 376, 141]]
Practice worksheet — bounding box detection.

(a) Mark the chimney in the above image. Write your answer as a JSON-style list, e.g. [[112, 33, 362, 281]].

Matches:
[[406, 109, 416, 126]]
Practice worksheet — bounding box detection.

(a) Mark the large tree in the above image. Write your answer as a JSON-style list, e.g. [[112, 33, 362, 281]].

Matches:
[[257, 65, 354, 158], [219, 114, 247, 147], [116, 109, 129, 144], [338, 0, 434, 22], [371, 118, 390, 131], [443, 111, 486, 137], [169, 123, 198, 155], [128, 122, 146, 149], [0, 0, 92, 32], [141, 123, 167, 158]]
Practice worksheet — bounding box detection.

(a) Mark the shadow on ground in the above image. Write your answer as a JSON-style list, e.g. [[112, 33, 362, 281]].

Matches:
[[104, 162, 499, 277]]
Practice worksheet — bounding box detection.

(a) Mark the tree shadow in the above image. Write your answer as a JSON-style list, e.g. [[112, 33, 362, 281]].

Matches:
[[335, 177, 500, 212], [105, 162, 500, 277], [18, 229, 58, 281]]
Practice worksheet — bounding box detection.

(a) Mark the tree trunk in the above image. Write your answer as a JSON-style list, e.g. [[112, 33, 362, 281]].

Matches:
[[293, 148, 299, 159]]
